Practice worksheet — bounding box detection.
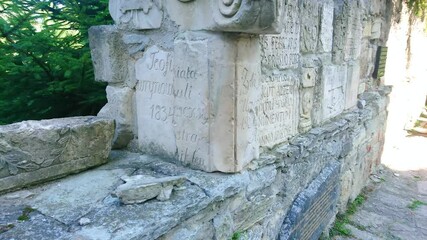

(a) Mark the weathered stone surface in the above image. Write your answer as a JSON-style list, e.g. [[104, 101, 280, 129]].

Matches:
[[0, 90, 392, 239], [318, 0, 334, 52], [89, 26, 129, 83], [332, 0, 363, 63], [166, 0, 283, 34], [300, 0, 320, 53], [77, 0, 394, 238], [345, 63, 361, 109], [135, 33, 263, 173], [98, 85, 134, 149], [279, 161, 340, 240], [322, 65, 347, 120], [113, 175, 186, 204], [109, 0, 163, 30], [260, 0, 300, 70], [0, 116, 115, 193], [30, 169, 131, 224]]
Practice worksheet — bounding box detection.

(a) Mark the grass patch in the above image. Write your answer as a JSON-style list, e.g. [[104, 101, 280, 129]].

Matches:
[[0, 224, 15, 234], [231, 232, 241, 240], [408, 200, 427, 210], [329, 194, 367, 238], [17, 207, 36, 221]]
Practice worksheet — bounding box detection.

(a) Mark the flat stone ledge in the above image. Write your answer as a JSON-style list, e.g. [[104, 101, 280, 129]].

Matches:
[[0, 116, 115, 193]]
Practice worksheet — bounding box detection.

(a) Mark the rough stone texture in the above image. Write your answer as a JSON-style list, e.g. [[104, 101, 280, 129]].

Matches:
[[31, 169, 131, 225], [89, 25, 129, 83], [337, 168, 427, 240], [98, 85, 134, 149], [279, 161, 340, 240], [0, 91, 391, 239], [166, 0, 283, 34], [113, 175, 186, 204], [0, 116, 115, 193], [109, 0, 163, 30], [89, 0, 392, 174]]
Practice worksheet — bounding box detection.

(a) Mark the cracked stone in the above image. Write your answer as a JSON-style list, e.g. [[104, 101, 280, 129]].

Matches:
[[113, 175, 186, 204]]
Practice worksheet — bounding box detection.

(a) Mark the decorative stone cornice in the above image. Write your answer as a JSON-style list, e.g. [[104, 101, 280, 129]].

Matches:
[[168, 0, 282, 34]]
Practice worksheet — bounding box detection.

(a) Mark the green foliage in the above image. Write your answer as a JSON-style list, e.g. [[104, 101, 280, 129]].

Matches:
[[0, 0, 112, 124], [17, 206, 35, 221], [0, 224, 15, 233], [231, 232, 242, 240], [329, 194, 367, 238], [407, 0, 427, 17], [406, 0, 427, 29], [408, 199, 427, 210]]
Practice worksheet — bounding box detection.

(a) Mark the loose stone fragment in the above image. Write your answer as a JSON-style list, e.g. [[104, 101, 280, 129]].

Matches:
[[79, 218, 91, 226], [113, 175, 186, 204]]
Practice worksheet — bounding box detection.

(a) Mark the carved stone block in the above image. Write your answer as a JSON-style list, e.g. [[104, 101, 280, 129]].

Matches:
[[135, 33, 261, 172], [166, 0, 283, 34], [322, 65, 347, 120], [0, 117, 114, 193], [109, 0, 163, 29]]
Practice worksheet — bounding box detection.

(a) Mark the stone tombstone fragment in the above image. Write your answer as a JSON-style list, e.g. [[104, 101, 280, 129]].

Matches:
[[260, 0, 300, 70], [89, 26, 129, 83], [257, 73, 300, 147], [172, 39, 210, 169], [300, 0, 320, 53], [302, 67, 316, 88], [98, 86, 134, 149], [235, 38, 262, 166], [319, 0, 334, 52], [166, 0, 283, 34], [299, 87, 314, 133], [332, 0, 363, 63], [322, 65, 347, 120], [135, 45, 175, 156], [0, 117, 114, 193], [136, 33, 262, 172], [345, 64, 361, 109], [109, 0, 163, 29]]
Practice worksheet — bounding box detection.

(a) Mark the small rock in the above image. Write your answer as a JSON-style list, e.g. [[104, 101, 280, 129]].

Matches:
[[370, 175, 382, 183], [79, 218, 91, 226], [157, 185, 173, 201], [357, 99, 367, 109], [394, 173, 400, 177]]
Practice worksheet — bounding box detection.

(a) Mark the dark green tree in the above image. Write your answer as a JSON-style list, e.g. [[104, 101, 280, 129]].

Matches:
[[0, 0, 112, 124]]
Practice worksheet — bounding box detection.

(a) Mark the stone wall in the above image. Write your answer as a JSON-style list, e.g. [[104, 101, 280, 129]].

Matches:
[[89, 0, 393, 238]]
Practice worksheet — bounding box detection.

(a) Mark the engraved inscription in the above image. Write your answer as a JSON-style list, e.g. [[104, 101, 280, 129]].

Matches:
[[257, 74, 299, 147], [172, 40, 210, 168], [300, 0, 319, 53], [260, 0, 300, 70], [135, 42, 210, 169], [319, 0, 334, 52], [322, 65, 347, 120]]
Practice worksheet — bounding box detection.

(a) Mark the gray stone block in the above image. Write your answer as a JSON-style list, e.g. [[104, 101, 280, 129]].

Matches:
[[0, 116, 115, 193]]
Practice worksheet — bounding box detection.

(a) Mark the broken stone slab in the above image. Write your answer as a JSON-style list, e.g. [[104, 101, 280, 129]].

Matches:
[[113, 175, 186, 204], [0, 116, 115, 193]]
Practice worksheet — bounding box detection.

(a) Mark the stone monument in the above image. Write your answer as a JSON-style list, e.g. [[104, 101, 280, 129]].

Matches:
[[90, 0, 384, 173]]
